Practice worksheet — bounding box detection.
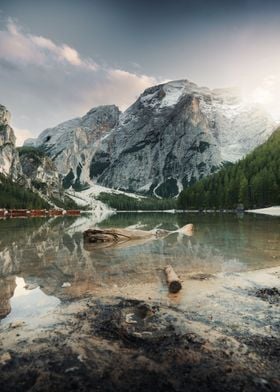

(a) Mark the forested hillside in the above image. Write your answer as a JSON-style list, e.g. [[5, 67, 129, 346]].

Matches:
[[178, 127, 280, 210], [97, 192, 176, 211], [0, 174, 49, 209]]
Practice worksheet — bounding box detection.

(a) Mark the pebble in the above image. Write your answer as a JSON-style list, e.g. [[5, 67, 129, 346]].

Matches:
[[24, 283, 38, 290], [9, 321, 25, 329], [65, 366, 79, 373], [61, 282, 71, 288], [0, 352, 11, 365], [125, 313, 137, 324]]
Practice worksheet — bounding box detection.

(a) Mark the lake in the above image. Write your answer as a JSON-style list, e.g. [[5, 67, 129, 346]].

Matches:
[[0, 212, 279, 325]]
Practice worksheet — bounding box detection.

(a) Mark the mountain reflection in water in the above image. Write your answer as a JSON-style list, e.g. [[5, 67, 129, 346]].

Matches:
[[0, 212, 279, 323]]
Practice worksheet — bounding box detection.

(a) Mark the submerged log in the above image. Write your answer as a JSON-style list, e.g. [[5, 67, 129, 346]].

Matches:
[[83, 227, 160, 244], [84, 229, 132, 243], [83, 224, 194, 250], [164, 265, 182, 293], [177, 223, 193, 236]]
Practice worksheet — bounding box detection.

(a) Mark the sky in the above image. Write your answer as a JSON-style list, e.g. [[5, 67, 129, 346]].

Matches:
[[1, 0, 280, 145]]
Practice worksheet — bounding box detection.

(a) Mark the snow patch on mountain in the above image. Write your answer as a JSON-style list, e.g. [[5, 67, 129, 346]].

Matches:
[[199, 95, 275, 162], [160, 81, 185, 107], [66, 183, 144, 205], [65, 183, 145, 218]]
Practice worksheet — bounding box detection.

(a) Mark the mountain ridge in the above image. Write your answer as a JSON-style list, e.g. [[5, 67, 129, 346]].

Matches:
[[25, 104, 120, 188], [17, 78, 279, 197], [178, 126, 280, 209], [89, 80, 275, 196], [0, 106, 70, 208]]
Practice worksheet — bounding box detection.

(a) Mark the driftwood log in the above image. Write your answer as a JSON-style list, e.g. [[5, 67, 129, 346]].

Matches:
[[178, 223, 193, 236], [83, 224, 193, 250], [83, 227, 163, 243], [164, 265, 182, 293]]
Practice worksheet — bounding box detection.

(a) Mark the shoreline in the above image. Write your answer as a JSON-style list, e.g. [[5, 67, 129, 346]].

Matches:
[[1, 206, 280, 219], [246, 206, 280, 217], [0, 265, 279, 391], [0, 208, 81, 218]]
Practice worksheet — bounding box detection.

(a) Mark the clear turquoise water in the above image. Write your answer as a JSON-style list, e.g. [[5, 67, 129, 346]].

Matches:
[[0, 212, 279, 324]]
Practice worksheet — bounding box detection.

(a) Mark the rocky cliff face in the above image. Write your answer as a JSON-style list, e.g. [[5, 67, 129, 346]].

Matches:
[[90, 81, 275, 196], [25, 105, 120, 188], [0, 105, 64, 204], [27, 80, 275, 197], [0, 105, 22, 180], [19, 149, 61, 198]]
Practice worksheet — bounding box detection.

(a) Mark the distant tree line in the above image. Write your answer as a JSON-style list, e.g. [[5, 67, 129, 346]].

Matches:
[[4, 127, 279, 211], [50, 196, 79, 210], [178, 128, 280, 210], [97, 192, 176, 210]]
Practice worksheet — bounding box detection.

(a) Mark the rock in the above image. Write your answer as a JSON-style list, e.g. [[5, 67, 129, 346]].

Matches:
[[77, 354, 84, 362], [24, 283, 38, 290], [25, 105, 120, 188], [0, 105, 22, 180], [256, 287, 280, 296], [125, 313, 138, 324], [190, 273, 215, 280], [0, 352, 11, 365], [19, 148, 61, 198], [65, 366, 79, 373], [135, 303, 153, 319], [0, 104, 63, 205], [255, 287, 280, 304], [61, 282, 71, 288], [9, 321, 25, 328]]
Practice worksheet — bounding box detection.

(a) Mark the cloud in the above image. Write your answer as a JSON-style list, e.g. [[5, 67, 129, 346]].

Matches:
[[0, 18, 98, 70], [0, 18, 159, 137]]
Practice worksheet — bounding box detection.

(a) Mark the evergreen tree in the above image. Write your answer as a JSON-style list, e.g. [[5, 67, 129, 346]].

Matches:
[[178, 127, 280, 209]]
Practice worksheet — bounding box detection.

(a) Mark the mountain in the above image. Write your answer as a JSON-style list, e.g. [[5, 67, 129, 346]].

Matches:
[[0, 105, 22, 180], [178, 127, 280, 209], [27, 80, 275, 197], [18, 146, 62, 199], [90, 81, 275, 196], [0, 105, 63, 208], [25, 105, 120, 189]]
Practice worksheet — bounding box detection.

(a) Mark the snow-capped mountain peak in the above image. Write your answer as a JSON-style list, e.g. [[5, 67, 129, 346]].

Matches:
[[26, 80, 276, 197]]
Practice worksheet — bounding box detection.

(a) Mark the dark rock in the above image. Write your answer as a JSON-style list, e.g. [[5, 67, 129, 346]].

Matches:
[[255, 287, 280, 304]]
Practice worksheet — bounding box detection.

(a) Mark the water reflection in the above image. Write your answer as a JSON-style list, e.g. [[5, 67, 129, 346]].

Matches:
[[1, 277, 60, 326], [0, 213, 279, 323]]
